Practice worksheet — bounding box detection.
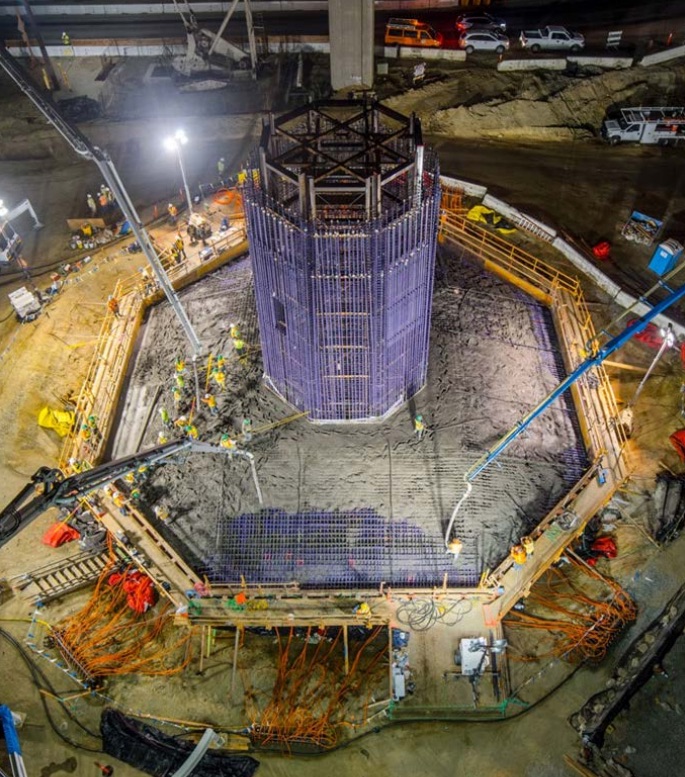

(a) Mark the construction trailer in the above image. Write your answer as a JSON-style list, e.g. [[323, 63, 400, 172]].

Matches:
[[243, 98, 441, 422], [602, 106, 685, 145]]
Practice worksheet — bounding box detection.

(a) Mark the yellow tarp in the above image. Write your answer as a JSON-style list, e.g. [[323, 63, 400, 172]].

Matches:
[[37, 406, 75, 438]]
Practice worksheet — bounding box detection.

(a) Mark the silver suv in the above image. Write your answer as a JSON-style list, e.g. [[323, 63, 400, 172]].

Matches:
[[456, 13, 507, 33], [458, 30, 510, 54]]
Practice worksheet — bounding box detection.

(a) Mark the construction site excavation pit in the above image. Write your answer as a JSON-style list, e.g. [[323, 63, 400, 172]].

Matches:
[[112, 246, 587, 591]]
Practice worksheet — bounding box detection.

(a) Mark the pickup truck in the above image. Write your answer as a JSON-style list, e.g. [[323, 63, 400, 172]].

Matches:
[[519, 26, 584, 53]]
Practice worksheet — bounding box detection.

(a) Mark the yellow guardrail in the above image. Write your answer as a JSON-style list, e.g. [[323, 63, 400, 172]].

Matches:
[[59, 224, 248, 470], [440, 186, 630, 617]]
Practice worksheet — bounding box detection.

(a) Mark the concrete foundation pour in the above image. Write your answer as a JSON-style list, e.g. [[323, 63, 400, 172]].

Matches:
[[112, 246, 587, 589]]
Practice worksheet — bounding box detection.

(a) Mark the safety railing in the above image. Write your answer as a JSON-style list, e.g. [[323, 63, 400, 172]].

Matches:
[[439, 208, 580, 303], [439, 189, 630, 620], [58, 223, 248, 470]]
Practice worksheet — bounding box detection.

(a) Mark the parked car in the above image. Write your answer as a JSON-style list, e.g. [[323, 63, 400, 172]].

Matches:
[[519, 26, 585, 53], [385, 17, 443, 48], [455, 13, 507, 33], [457, 30, 510, 55]]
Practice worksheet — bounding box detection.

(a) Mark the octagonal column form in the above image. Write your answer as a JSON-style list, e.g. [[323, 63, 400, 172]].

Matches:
[[243, 99, 440, 421]]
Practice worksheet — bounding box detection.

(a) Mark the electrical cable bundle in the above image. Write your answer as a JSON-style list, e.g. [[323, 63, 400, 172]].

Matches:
[[505, 556, 637, 663], [250, 626, 387, 751], [0, 627, 102, 753], [55, 555, 192, 679], [396, 598, 473, 632]]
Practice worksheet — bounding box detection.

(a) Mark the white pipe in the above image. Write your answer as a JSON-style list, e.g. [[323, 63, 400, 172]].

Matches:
[[171, 727, 217, 777]]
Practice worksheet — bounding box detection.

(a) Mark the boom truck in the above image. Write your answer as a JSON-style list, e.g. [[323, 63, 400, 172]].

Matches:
[[602, 107, 685, 146]]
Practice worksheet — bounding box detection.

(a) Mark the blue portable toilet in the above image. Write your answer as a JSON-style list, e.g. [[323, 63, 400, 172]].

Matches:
[[649, 239, 684, 276]]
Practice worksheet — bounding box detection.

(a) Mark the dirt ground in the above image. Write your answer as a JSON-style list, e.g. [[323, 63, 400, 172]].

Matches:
[[2, 53, 685, 776]]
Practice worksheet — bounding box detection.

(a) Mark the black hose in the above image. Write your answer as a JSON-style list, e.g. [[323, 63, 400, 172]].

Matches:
[[0, 627, 102, 752]]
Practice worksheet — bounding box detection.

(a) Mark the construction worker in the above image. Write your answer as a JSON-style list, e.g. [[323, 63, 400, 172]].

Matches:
[[136, 464, 150, 481], [521, 536, 535, 558], [175, 357, 187, 375], [175, 373, 185, 390], [168, 203, 178, 225], [237, 169, 247, 187], [98, 190, 108, 210], [510, 544, 527, 568], [447, 538, 463, 557], [130, 487, 142, 502], [158, 430, 169, 445], [185, 423, 199, 440], [220, 433, 236, 456], [414, 414, 426, 441], [354, 601, 371, 618], [232, 337, 246, 358], [111, 490, 128, 515], [174, 414, 188, 430], [140, 267, 154, 295], [62, 31, 71, 46], [154, 503, 170, 523], [215, 353, 226, 371], [229, 323, 241, 340], [123, 471, 136, 485], [174, 233, 186, 260], [212, 368, 226, 391], [159, 406, 172, 429], [67, 457, 83, 474], [217, 157, 226, 179], [107, 296, 121, 318], [80, 423, 91, 442], [86, 193, 96, 216], [171, 385, 182, 408], [242, 417, 253, 442], [201, 393, 218, 416], [81, 222, 93, 238]]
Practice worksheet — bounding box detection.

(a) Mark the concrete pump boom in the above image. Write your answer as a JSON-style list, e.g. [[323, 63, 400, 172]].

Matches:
[[0, 439, 262, 550], [445, 277, 685, 547], [466, 285, 685, 482], [0, 43, 203, 361]]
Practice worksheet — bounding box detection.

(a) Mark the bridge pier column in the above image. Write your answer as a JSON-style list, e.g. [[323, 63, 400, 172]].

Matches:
[[328, 0, 374, 91]]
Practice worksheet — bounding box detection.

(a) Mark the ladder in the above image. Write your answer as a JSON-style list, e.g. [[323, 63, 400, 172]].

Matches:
[[11, 549, 125, 605]]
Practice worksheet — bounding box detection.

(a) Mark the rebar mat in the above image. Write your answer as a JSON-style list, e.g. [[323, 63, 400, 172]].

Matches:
[[204, 509, 479, 589]]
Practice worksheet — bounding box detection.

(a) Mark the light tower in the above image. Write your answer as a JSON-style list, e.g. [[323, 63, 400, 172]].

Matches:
[[243, 98, 440, 421]]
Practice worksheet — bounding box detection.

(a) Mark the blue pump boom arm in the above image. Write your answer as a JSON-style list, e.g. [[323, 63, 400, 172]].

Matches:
[[466, 285, 685, 483]]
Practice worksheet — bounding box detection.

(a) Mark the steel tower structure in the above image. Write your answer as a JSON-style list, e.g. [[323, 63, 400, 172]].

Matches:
[[243, 99, 440, 421]]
